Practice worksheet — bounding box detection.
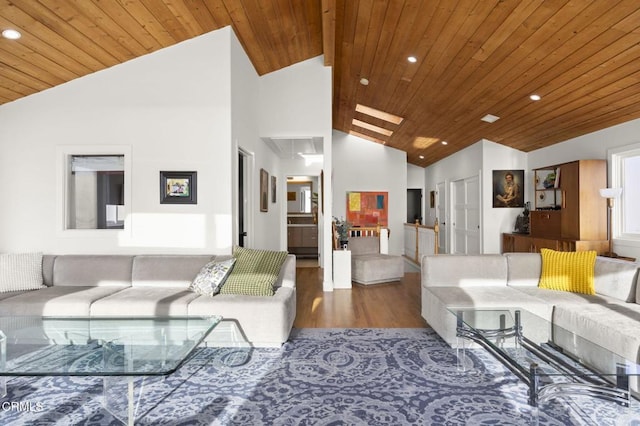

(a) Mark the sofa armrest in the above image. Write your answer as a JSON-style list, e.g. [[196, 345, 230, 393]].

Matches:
[[275, 255, 296, 289], [421, 254, 508, 288]]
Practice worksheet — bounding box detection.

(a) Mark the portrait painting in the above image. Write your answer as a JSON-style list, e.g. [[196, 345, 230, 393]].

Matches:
[[492, 170, 524, 208]]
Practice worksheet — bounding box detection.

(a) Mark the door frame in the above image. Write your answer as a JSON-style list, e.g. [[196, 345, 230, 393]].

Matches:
[[236, 148, 254, 248]]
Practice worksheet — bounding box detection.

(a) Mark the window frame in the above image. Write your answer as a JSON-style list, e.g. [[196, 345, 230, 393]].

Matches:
[[56, 145, 132, 236], [609, 142, 640, 246]]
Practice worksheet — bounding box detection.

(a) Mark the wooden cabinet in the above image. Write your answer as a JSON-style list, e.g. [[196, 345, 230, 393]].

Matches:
[[503, 159, 608, 255], [502, 233, 609, 254], [288, 225, 318, 257]]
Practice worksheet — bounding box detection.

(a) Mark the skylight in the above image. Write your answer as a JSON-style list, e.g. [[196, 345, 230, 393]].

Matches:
[[355, 104, 404, 125], [349, 130, 386, 145], [352, 119, 393, 137]]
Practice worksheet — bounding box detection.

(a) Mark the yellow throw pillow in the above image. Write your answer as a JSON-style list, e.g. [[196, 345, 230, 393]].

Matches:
[[538, 249, 596, 295]]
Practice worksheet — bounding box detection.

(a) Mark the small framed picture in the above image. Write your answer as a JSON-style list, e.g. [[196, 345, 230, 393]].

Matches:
[[271, 175, 277, 203], [160, 171, 197, 204], [260, 169, 269, 212]]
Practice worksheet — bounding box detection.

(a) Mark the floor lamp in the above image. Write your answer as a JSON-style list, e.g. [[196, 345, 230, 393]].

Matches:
[[599, 187, 622, 258]]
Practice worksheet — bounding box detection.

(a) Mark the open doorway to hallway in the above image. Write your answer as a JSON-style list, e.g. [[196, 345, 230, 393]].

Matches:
[[286, 175, 320, 267]]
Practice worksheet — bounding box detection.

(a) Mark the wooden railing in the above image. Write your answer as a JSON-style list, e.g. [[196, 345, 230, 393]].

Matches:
[[404, 219, 439, 265]]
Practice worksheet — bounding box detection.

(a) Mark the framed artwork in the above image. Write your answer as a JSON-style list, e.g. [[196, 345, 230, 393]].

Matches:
[[260, 169, 269, 212], [271, 175, 277, 203], [160, 171, 197, 204], [492, 169, 524, 208], [429, 190, 436, 208], [346, 191, 388, 226]]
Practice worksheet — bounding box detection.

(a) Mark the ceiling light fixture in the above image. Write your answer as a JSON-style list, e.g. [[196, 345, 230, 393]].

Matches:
[[355, 104, 404, 125], [419, 155, 425, 159], [360, 78, 369, 86], [352, 119, 393, 136], [481, 114, 500, 123], [530, 94, 541, 101], [2, 29, 21, 40], [407, 56, 417, 63], [441, 141, 448, 145]]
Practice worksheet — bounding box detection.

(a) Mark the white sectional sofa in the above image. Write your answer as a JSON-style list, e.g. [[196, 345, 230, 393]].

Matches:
[[0, 254, 297, 347], [421, 252, 640, 387]]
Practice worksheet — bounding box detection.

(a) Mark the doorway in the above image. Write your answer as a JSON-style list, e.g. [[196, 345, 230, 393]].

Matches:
[[407, 189, 422, 224], [238, 150, 250, 247], [451, 175, 480, 254], [436, 181, 447, 253]]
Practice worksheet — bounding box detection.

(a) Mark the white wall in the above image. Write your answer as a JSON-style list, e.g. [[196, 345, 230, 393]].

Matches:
[[332, 131, 407, 256], [229, 31, 282, 251], [0, 27, 331, 257], [481, 140, 528, 253], [424, 141, 483, 230], [259, 56, 333, 289], [0, 29, 235, 254]]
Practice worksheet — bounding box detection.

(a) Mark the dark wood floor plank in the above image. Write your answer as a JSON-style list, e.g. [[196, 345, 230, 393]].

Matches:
[[294, 266, 427, 328]]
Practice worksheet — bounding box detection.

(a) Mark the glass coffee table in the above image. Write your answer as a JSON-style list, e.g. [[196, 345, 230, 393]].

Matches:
[[449, 308, 640, 409], [0, 316, 221, 425]]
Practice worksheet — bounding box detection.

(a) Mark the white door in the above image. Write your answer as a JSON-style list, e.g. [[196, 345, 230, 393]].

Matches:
[[451, 175, 480, 254], [436, 181, 447, 253]]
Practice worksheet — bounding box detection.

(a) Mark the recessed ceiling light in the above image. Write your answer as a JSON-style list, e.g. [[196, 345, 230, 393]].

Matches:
[[2, 29, 21, 40], [441, 141, 448, 145], [481, 114, 500, 123], [407, 56, 417, 63], [419, 155, 425, 159], [360, 78, 369, 86], [530, 94, 541, 101]]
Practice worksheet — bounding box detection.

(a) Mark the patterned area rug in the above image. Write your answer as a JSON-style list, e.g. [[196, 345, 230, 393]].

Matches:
[[2, 328, 639, 425]]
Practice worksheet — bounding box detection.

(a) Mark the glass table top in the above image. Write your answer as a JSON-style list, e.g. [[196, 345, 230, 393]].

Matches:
[[447, 307, 640, 380], [0, 316, 221, 377]]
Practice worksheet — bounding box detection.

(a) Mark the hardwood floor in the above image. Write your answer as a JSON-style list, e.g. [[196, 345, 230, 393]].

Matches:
[[293, 266, 428, 328]]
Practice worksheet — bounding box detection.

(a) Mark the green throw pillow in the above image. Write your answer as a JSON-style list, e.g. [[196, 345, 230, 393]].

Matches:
[[219, 246, 288, 296]]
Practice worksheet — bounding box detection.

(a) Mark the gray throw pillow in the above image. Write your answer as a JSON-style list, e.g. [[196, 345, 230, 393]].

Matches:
[[189, 258, 236, 297], [0, 252, 45, 293]]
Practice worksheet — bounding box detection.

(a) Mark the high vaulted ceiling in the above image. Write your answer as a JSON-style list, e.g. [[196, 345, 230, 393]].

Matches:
[[2, 1, 640, 167]]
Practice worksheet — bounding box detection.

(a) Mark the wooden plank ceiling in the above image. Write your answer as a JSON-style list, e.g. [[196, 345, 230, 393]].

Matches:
[[2, 1, 640, 167]]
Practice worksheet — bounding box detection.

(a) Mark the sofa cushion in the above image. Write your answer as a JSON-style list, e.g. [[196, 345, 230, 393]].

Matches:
[[53, 255, 133, 287], [422, 254, 508, 288], [504, 253, 542, 287], [514, 286, 621, 305], [426, 286, 553, 320], [188, 286, 296, 345], [538, 249, 596, 295], [90, 287, 200, 316], [553, 303, 640, 364], [0, 252, 45, 293], [189, 258, 236, 296], [131, 255, 215, 288], [592, 257, 639, 302], [0, 286, 125, 316], [219, 247, 288, 296]]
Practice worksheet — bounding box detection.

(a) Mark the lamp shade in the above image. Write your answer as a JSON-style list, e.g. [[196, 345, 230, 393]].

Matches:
[[599, 187, 622, 198]]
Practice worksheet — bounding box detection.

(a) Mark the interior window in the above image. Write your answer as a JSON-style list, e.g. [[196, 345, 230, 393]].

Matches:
[[621, 154, 640, 235], [611, 144, 640, 240], [67, 155, 125, 229]]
